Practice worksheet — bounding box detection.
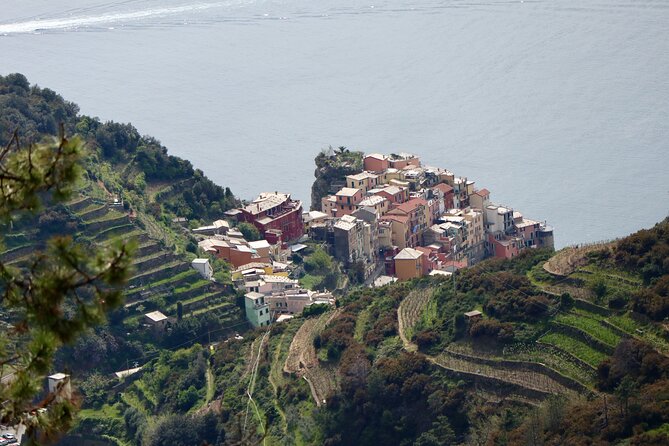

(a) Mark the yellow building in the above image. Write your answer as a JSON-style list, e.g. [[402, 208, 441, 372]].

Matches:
[[394, 248, 425, 281]]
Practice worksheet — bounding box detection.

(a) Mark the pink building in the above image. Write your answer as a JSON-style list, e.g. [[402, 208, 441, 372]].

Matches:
[[432, 183, 455, 212], [363, 153, 390, 172], [374, 185, 409, 205], [335, 187, 363, 217], [488, 233, 522, 259]]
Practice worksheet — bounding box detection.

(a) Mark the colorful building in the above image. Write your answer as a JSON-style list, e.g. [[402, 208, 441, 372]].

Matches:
[[387, 198, 428, 248], [245, 292, 271, 328], [394, 247, 427, 281], [238, 192, 304, 242], [334, 187, 363, 217], [363, 153, 390, 172]]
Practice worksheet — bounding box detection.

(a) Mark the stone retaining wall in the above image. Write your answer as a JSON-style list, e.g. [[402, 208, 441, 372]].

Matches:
[[445, 350, 591, 395]]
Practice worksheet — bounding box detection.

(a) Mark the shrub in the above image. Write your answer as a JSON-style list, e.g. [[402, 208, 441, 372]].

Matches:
[[469, 318, 514, 342], [414, 330, 440, 351]]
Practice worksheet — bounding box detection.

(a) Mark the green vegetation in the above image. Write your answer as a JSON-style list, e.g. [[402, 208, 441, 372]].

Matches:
[[298, 245, 341, 291], [237, 221, 261, 241], [539, 332, 608, 367], [0, 125, 134, 438], [310, 146, 363, 211], [0, 73, 246, 443], [555, 313, 621, 347]]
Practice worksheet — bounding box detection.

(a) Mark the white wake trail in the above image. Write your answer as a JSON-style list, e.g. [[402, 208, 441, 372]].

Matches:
[[0, 2, 229, 34]]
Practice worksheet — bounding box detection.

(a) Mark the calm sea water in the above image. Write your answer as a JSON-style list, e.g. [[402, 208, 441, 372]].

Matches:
[[1, 0, 668, 247]]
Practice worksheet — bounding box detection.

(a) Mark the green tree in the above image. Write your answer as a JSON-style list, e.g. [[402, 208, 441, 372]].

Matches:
[[0, 130, 134, 441], [237, 222, 260, 241], [177, 301, 183, 321]]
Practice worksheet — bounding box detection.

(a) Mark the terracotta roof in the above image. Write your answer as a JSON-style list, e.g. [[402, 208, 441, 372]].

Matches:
[[434, 183, 454, 193], [380, 214, 409, 224], [416, 246, 435, 255], [390, 198, 427, 214], [473, 188, 490, 196]]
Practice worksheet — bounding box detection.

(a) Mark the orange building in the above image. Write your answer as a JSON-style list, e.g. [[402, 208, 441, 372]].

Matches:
[[394, 248, 426, 281]]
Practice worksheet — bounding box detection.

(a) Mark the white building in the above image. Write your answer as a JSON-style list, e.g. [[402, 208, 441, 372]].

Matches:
[[191, 258, 213, 280], [48, 373, 71, 401]]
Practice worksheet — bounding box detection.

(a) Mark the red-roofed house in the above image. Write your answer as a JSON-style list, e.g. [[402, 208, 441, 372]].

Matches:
[[488, 233, 522, 259], [470, 188, 490, 211], [432, 183, 455, 213], [374, 185, 409, 205], [387, 198, 428, 248]]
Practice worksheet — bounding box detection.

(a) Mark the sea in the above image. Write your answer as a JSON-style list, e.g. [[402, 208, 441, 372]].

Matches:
[[1, 0, 668, 248]]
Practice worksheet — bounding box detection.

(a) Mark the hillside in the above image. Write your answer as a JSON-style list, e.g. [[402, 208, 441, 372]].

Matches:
[[78, 221, 669, 445], [1, 73, 668, 445], [200, 221, 669, 445], [0, 74, 248, 444]]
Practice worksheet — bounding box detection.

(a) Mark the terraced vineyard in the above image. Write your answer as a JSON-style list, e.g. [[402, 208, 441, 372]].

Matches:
[[0, 192, 242, 343], [284, 310, 340, 406], [538, 332, 608, 367], [432, 351, 580, 397], [555, 312, 621, 347], [397, 288, 433, 352], [396, 289, 589, 400], [543, 243, 614, 276]]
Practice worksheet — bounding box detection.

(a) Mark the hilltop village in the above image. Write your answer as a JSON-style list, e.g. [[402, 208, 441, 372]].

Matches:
[[190, 150, 554, 328]]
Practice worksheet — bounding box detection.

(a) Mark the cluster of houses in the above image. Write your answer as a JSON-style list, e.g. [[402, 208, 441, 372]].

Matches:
[[180, 151, 553, 328], [192, 191, 334, 328], [311, 152, 554, 282]]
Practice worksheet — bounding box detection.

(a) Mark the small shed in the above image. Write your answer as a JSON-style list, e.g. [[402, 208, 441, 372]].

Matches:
[[464, 310, 483, 323], [145, 311, 169, 334]]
